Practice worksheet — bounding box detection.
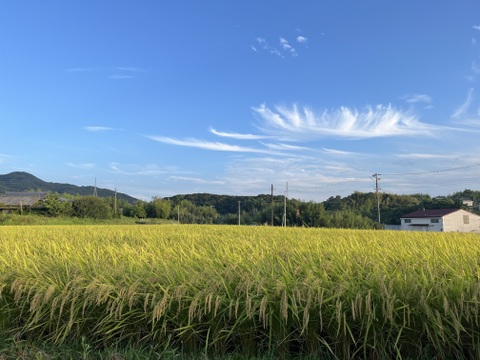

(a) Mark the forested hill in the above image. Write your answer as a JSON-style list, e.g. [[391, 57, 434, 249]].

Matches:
[[167, 193, 282, 215], [0, 172, 138, 203]]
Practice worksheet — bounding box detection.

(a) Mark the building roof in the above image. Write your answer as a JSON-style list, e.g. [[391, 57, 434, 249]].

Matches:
[[401, 208, 460, 219], [0, 192, 48, 207]]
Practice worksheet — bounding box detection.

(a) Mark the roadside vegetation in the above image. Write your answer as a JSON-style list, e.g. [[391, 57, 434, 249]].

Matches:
[[1, 225, 480, 359]]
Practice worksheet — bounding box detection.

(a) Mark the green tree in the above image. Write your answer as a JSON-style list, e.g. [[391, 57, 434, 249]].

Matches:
[[147, 197, 172, 219], [129, 201, 147, 218], [43, 193, 73, 217], [72, 196, 112, 219]]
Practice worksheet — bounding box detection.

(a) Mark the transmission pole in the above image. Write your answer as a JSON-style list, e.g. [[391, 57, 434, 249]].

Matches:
[[271, 184, 274, 226], [114, 188, 117, 216], [238, 201, 241, 225], [373, 173, 381, 229], [283, 182, 288, 227]]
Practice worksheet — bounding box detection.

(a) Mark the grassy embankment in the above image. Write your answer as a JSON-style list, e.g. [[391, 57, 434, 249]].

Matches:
[[0, 213, 175, 226]]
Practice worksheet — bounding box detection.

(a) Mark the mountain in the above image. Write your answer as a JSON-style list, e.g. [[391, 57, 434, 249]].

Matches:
[[0, 172, 138, 203]]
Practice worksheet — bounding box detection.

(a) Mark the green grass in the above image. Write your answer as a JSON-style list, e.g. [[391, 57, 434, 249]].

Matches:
[[0, 214, 176, 226]]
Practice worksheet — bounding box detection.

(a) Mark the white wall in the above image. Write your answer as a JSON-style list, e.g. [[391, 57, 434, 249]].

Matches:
[[442, 209, 480, 233], [401, 209, 480, 233], [400, 217, 443, 232]]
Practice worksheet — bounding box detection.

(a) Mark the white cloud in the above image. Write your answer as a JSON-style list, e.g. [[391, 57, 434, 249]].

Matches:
[[452, 88, 474, 119], [221, 155, 373, 200], [472, 61, 480, 75], [66, 66, 147, 78], [261, 143, 311, 151], [473, 25, 480, 31], [253, 103, 436, 140], [148, 136, 274, 154], [210, 128, 270, 140], [0, 153, 13, 164], [297, 36, 308, 44], [114, 67, 143, 72], [463, 119, 480, 128], [322, 148, 358, 156], [84, 126, 115, 132], [254, 37, 280, 57], [65, 67, 94, 72], [279, 37, 291, 50], [403, 94, 432, 104], [111, 74, 133, 80], [279, 37, 297, 56], [253, 35, 303, 58], [66, 162, 96, 169], [396, 153, 458, 159], [109, 163, 179, 176], [169, 176, 225, 185]]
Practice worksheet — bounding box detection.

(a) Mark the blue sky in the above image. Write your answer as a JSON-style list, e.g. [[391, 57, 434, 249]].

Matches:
[[1, 1, 480, 201]]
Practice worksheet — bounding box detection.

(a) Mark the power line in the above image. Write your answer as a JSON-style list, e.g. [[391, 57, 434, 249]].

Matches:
[[379, 163, 480, 177]]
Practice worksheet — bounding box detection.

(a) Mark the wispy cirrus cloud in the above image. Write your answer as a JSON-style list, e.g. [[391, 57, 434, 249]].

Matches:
[[169, 176, 225, 185], [452, 88, 474, 119], [396, 153, 458, 160], [148, 136, 273, 153], [209, 128, 270, 140], [322, 148, 359, 156], [473, 25, 480, 31], [0, 153, 14, 164], [84, 126, 115, 132], [66, 66, 149, 79], [114, 67, 145, 72], [65, 67, 94, 72], [253, 103, 437, 140], [403, 93, 433, 105], [66, 162, 96, 169], [261, 143, 311, 151], [110, 74, 133, 80], [472, 61, 480, 75], [109, 162, 179, 176]]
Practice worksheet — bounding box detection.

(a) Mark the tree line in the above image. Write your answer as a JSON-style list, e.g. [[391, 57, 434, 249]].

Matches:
[[35, 189, 480, 229]]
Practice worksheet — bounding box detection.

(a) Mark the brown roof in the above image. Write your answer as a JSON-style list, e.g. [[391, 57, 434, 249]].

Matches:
[[401, 209, 459, 219], [0, 192, 48, 207]]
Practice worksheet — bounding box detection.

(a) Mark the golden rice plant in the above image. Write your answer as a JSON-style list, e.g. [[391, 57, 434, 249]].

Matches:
[[0, 224, 480, 359]]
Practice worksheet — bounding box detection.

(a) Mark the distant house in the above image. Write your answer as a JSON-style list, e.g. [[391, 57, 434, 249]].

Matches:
[[462, 199, 474, 208], [0, 192, 48, 214], [400, 208, 480, 233]]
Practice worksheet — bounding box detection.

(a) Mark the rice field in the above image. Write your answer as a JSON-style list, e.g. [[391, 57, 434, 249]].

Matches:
[[1, 225, 480, 359]]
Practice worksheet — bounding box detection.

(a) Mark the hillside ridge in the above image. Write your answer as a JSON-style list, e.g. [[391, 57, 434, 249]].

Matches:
[[0, 171, 138, 203]]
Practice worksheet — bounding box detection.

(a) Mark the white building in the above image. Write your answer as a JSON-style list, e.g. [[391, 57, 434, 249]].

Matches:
[[400, 209, 480, 233]]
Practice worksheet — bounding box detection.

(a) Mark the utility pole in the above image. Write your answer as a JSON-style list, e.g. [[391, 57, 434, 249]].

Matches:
[[114, 188, 117, 216], [373, 173, 381, 229], [93, 178, 98, 197], [283, 182, 288, 227], [238, 201, 241, 225], [271, 184, 274, 226]]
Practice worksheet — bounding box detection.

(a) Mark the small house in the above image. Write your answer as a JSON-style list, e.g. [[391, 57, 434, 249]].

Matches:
[[400, 208, 480, 233], [0, 192, 48, 214]]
